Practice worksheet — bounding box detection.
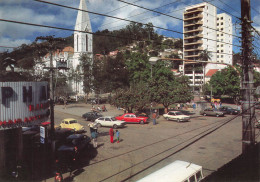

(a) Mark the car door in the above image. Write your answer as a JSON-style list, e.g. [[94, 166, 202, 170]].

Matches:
[[123, 114, 131, 122], [168, 112, 176, 120], [207, 108, 215, 116], [105, 117, 113, 127]]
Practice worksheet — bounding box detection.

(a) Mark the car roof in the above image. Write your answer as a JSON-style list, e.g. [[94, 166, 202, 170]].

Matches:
[[63, 118, 77, 121], [67, 134, 85, 139]]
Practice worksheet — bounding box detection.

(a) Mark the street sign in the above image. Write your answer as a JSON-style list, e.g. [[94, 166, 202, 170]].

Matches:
[[40, 137, 45, 144], [40, 126, 45, 138]]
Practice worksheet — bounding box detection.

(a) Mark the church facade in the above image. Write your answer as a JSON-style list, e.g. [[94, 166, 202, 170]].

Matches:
[[38, 0, 93, 96]]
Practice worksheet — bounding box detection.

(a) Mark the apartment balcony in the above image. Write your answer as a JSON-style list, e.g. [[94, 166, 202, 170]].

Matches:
[[184, 14, 203, 21], [184, 47, 203, 52], [184, 34, 203, 40], [184, 40, 203, 46], [184, 54, 200, 58], [184, 20, 203, 28], [184, 27, 203, 34], [184, 8, 203, 16]]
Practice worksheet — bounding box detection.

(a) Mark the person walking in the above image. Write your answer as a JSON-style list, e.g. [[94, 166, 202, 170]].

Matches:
[[152, 111, 157, 125], [91, 130, 98, 148], [109, 128, 114, 143], [116, 130, 120, 143]]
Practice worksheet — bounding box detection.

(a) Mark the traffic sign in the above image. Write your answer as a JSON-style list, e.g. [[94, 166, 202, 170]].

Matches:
[[40, 137, 45, 144], [40, 126, 45, 138]]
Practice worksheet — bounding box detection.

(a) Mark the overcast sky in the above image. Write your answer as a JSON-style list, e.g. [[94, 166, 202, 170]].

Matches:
[[0, 0, 260, 53]]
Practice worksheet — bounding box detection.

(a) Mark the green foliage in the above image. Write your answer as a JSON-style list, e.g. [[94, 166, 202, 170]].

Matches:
[[209, 66, 241, 101], [111, 82, 150, 112], [125, 52, 150, 84], [79, 53, 93, 95], [92, 52, 129, 93]]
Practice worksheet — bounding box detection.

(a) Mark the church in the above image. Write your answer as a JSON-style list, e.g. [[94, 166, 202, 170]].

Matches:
[[39, 0, 93, 96]]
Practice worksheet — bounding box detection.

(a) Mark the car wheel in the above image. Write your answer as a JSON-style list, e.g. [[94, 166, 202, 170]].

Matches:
[[113, 124, 118, 129], [216, 114, 219, 117], [97, 123, 101, 127], [177, 119, 180, 122], [140, 120, 144, 124], [203, 113, 207, 116], [166, 117, 170, 121]]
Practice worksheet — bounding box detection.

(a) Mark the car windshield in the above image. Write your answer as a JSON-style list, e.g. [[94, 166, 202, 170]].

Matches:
[[111, 117, 116, 121], [69, 120, 78, 124], [175, 112, 183, 115]]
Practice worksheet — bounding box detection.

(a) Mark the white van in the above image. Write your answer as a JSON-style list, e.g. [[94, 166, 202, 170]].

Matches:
[[136, 160, 204, 182]]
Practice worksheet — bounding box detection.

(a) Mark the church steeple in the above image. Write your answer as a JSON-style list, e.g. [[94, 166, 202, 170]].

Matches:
[[74, 0, 92, 54]]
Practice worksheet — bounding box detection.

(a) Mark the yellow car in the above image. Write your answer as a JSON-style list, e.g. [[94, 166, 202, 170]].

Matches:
[[60, 118, 84, 132]]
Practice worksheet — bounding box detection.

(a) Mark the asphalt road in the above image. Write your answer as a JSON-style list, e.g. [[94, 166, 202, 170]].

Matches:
[[46, 103, 260, 182]]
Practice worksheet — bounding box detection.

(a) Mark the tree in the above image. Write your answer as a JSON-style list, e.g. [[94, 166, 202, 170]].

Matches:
[[149, 61, 192, 112], [173, 39, 183, 50], [199, 49, 211, 61], [209, 66, 241, 103], [125, 52, 150, 84], [80, 53, 93, 99]]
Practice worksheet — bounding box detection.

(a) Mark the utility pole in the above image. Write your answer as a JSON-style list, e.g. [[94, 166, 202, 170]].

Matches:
[[35, 36, 65, 171], [241, 0, 255, 152]]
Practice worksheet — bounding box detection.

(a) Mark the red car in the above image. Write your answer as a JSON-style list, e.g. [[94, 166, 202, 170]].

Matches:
[[115, 113, 148, 124]]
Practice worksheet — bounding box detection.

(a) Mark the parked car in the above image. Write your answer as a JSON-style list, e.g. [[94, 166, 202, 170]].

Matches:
[[94, 116, 126, 128], [163, 111, 190, 122], [59, 118, 84, 132], [219, 106, 240, 115], [200, 108, 225, 117], [82, 112, 103, 121], [115, 113, 149, 124], [56, 134, 91, 170]]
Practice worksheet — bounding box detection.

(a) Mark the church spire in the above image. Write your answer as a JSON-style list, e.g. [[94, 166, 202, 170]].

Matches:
[[74, 0, 92, 54]]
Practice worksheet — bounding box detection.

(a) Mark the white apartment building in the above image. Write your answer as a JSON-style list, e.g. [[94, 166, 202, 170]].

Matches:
[[216, 13, 233, 65], [183, 2, 232, 91], [183, 2, 217, 61]]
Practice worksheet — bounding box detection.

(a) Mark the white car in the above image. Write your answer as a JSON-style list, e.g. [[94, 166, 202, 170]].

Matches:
[[94, 116, 126, 128], [163, 111, 190, 122]]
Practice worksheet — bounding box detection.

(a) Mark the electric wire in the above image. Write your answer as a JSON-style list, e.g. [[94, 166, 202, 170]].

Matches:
[[34, 0, 241, 46], [117, 0, 240, 39]]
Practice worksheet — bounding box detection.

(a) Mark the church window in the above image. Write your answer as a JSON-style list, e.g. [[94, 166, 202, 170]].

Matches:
[[77, 35, 79, 52], [86, 35, 88, 52]]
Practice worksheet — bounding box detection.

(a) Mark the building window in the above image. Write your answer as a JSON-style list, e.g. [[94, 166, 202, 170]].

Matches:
[[217, 23, 219, 26], [221, 28, 223, 31], [217, 45, 219, 47], [221, 44, 223, 47], [221, 50, 223, 52], [221, 22, 223, 25], [217, 34, 219, 37], [217, 50, 219, 53], [217, 55, 219, 58], [221, 55, 224, 58], [217, 18, 219, 20], [221, 17, 223, 20], [221, 34, 223, 36]]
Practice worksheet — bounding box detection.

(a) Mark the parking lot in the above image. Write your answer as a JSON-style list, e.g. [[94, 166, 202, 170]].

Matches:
[[47, 103, 260, 182]]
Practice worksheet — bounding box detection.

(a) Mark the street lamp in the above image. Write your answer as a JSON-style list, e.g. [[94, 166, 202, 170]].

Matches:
[[149, 57, 159, 78], [148, 57, 159, 116]]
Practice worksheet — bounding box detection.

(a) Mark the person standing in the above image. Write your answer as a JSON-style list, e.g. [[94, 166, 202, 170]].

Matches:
[[109, 128, 114, 143], [152, 111, 157, 125], [91, 130, 98, 148], [116, 130, 120, 143]]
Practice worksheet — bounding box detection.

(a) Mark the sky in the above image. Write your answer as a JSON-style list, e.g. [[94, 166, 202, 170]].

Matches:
[[0, 0, 260, 54]]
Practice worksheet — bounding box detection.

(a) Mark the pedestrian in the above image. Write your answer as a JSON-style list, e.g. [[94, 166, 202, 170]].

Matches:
[[116, 130, 120, 143], [152, 111, 157, 125], [109, 128, 114, 143], [177, 103, 180, 110], [91, 130, 98, 148]]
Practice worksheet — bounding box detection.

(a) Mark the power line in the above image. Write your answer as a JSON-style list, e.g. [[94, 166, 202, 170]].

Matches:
[[117, 0, 240, 39], [217, 0, 241, 16], [201, 0, 240, 20], [32, 0, 241, 47]]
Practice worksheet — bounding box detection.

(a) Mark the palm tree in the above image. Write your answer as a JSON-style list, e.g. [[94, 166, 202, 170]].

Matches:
[[198, 49, 212, 94]]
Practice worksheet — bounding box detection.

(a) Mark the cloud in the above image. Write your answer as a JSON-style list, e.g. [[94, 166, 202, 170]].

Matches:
[[0, 37, 31, 52]]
